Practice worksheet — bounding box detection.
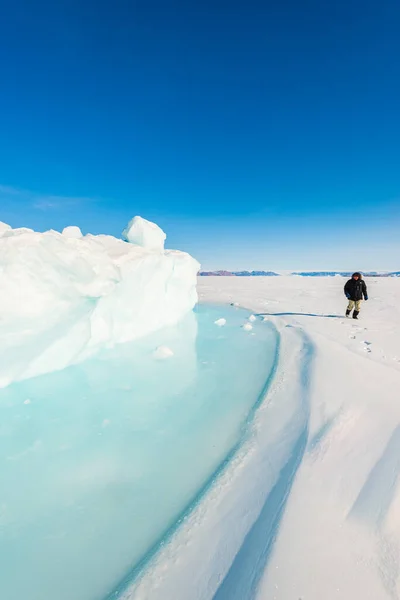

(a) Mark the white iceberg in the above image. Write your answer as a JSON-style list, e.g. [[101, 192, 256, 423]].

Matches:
[[62, 225, 83, 239], [122, 216, 166, 251], [0, 217, 199, 387], [0, 221, 12, 236]]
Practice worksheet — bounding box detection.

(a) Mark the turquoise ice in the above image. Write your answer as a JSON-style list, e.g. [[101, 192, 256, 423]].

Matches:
[[0, 304, 278, 600]]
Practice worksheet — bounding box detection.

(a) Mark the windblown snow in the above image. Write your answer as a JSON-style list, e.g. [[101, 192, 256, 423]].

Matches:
[[126, 276, 400, 600], [0, 217, 199, 387]]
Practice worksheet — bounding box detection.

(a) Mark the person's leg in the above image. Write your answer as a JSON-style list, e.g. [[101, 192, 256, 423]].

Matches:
[[353, 300, 362, 319], [346, 300, 355, 316]]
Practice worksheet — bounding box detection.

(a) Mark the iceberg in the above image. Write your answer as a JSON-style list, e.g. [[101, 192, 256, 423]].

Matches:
[[0, 217, 199, 388], [61, 225, 83, 239], [122, 215, 166, 250]]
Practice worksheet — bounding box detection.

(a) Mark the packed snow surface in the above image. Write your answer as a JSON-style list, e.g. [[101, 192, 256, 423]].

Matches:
[[0, 217, 199, 387], [120, 276, 400, 600], [0, 304, 277, 600], [194, 276, 400, 600]]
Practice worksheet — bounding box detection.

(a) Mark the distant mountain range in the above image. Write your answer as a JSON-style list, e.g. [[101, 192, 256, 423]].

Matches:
[[199, 270, 280, 276], [199, 270, 400, 277]]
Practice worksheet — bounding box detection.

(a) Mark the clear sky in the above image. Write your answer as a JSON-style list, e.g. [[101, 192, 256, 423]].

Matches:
[[1, 0, 399, 271]]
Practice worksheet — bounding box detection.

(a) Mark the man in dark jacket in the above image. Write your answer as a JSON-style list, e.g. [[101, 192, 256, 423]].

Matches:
[[344, 272, 368, 319]]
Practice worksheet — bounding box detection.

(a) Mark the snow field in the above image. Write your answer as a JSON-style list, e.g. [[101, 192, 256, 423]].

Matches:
[[197, 276, 400, 600]]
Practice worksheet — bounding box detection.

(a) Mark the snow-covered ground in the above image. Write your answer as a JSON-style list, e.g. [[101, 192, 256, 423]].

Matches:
[[2, 223, 400, 600], [201, 276, 400, 600], [129, 276, 400, 600]]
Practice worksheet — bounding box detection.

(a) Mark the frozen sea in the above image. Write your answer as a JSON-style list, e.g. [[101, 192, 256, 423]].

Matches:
[[0, 304, 278, 600]]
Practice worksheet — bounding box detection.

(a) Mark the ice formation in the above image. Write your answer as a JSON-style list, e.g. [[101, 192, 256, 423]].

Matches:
[[153, 345, 174, 359], [62, 225, 83, 239], [214, 318, 227, 327], [248, 314, 256, 322], [0, 217, 199, 387], [0, 304, 278, 600], [0, 221, 11, 235], [243, 323, 253, 331], [122, 216, 166, 250]]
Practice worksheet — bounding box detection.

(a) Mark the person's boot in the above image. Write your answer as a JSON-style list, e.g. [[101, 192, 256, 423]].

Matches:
[[353, 310, 359, 320], [346, 309, 351, 317]]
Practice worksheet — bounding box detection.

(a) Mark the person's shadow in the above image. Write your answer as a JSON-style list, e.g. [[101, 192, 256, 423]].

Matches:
[[256, 312, 343, 319]]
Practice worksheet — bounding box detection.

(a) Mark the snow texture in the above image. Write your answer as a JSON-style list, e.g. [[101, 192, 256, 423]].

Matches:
[[0, 217, 199, 388], [123, 276, 400, 600], [188, 275, 400, 600]]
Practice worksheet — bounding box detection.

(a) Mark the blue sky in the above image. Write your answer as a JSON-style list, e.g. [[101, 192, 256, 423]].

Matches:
[[1, 0, 399, 270]]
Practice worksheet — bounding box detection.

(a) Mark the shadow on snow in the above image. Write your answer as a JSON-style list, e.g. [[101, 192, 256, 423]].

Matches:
[[213, 329, 314, 600]]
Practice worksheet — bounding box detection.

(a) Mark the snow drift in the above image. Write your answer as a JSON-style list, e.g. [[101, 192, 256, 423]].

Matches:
[[0, 217, 199, 388]]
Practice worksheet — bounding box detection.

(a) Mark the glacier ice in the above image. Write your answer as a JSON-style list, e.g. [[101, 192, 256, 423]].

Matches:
[[0, 304, 278, 600], [122, 215, 166, 250], [62, 225, 83, 239], [0, 221, 12, 236], [0, 217, 199, 387]]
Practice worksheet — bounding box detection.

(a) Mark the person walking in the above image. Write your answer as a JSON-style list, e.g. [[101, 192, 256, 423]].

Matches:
[[344, 272, 368, 319]]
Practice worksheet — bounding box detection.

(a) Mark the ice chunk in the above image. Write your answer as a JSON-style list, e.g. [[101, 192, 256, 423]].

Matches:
[[214, 318, 227, 327], [62, 225, 83, 239], [122, 216, 166, 251], [2, 226, 34, 237], [243, 323, 253, 331], [0, 221, 12, 237], [0, 217, 199, 387], [153, 346, 174, 359], [248, 314, 257, 322]]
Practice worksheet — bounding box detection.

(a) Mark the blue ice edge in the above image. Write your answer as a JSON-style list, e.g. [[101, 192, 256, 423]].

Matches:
[[105, 307, 282, 600], [213, 326, 314, 600]]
